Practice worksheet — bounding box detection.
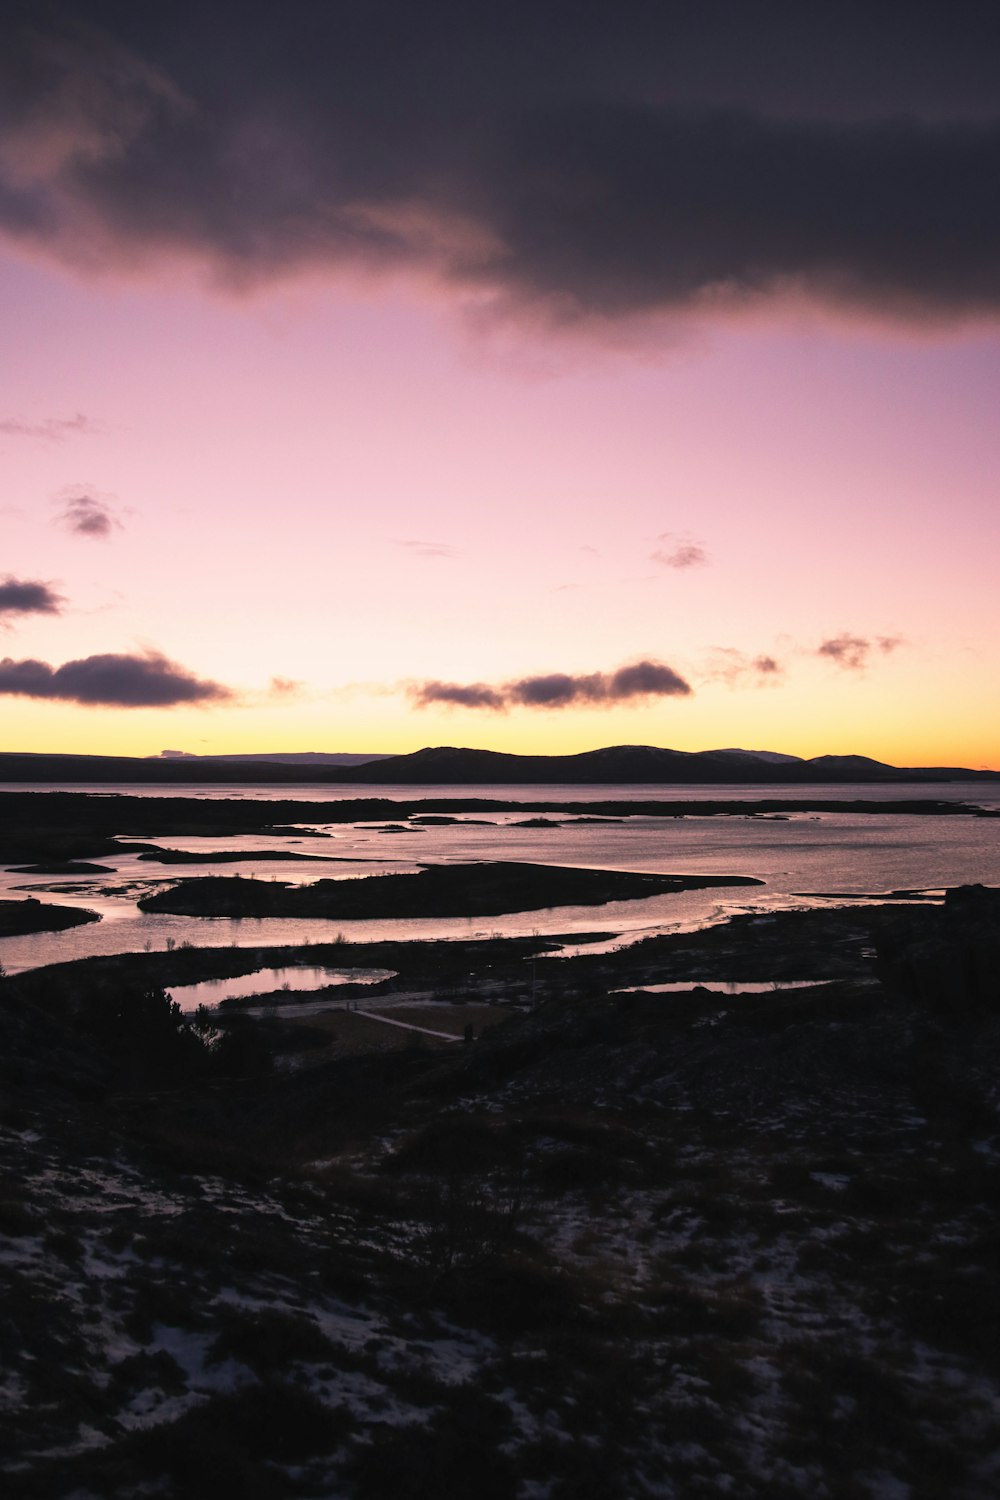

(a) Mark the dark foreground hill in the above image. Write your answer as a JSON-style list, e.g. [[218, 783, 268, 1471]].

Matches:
[[2, 892, 1000, 1497]]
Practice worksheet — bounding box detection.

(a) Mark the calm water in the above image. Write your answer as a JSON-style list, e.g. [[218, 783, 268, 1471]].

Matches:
[[167, 966, 398, 1012], [2, 781, 998, 975], [3, 779, 998, 804], [613, 980, 836, 995]]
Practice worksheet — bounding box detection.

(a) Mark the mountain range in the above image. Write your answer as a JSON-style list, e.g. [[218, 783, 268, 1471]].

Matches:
[[0, 745, 997, 784]]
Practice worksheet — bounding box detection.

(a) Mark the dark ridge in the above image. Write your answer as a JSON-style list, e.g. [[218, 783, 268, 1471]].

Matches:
[[1, 745, 997, 785]]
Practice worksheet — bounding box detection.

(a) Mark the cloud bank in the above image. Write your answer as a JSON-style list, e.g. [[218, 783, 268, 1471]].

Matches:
[[2, 6, 999, 326], [412, 658, 692, 711], [0, 575, 64, 619], [0, 650, 232, 706]]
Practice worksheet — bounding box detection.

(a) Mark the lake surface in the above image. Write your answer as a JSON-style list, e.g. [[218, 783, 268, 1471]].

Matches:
[[2, 781, 998, 975]]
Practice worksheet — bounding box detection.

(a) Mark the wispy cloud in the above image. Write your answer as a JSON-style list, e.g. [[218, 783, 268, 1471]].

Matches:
[[0, 412, 99, 442], [0, 650, 232, 707], [651, 534, 709, 570], [0, 575, 65, 621], [817, 634, 905, 671], [55, 492, 122, 539], [754, 655, 783, 676], [704, 647, 785, 687], [411, 658, 692, 711], [399, 539, 457, 559]]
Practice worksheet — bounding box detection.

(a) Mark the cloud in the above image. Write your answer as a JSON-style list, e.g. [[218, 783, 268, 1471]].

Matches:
[[705, 647, 785, 686], [0, 412, 98, 442], [412, 657, 692, 711], [268, 675, 303, 697], [56, 492, 121, 538], [652, 534, 709, 569], [399, 539, 457, 559], [817, 634, 905, 671], [2, 8, 999, 327], [0, 650, 232, 706], [0, 575, 65, 619], [413, 681, 508, 710]]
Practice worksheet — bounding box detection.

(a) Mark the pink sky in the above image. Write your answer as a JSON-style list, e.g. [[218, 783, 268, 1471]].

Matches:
[[2, 245, 996, 766]]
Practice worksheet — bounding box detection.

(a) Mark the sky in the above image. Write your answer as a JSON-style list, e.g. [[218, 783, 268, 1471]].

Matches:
[[1, 0, 999, 768]]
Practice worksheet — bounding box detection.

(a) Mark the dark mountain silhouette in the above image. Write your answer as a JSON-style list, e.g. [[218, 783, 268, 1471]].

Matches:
[[713, 748, 805, 764], [150, 751, 391, 766], [0, 745, 996, 784], [343, 745, 1000, 784]]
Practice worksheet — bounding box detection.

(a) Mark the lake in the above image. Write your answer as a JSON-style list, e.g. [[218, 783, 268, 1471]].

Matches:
[[2, 780, 998, 975]]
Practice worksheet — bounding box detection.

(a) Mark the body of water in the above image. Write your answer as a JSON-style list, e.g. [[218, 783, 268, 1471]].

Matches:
[[2, 779, 998, 804], [2, 782, 998, 974], [166, 966, 398, 1012]]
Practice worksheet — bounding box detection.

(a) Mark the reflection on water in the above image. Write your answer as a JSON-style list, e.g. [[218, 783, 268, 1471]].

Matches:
[[2, 779, 998, 805], [2, 783, 999, 975], [167, 966, 397, 1012], [613, 979, 834, 995]]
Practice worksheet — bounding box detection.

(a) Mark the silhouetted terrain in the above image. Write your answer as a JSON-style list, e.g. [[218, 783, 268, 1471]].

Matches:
[[0, 788, 983, 870], [0, 898, 99, 938], [135, 862, 761, 920], [2, 745, 997, 784], [2, 893, 1000, 1497]]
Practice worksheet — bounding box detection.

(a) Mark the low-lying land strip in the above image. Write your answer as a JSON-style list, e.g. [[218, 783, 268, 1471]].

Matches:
[[0, 896, 99, 938], [135, 861, 762, 920], [0, 789, 986, 867]]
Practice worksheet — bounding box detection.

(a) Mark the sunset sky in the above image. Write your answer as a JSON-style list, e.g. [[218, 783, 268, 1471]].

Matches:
[[2, 1, 998, 768]]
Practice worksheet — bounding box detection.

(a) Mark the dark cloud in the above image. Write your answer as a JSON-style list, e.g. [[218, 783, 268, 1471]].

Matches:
[[0, 650, 232, 706], [56, 493, 121, 538], [412, 681, 508, 711], [652, 535, 708, 569], [2, 5, 999, 325], [817, 633, 904, 671], [413, 658, 691, 711], [611, 659, 691, 696], [0, 575, 64, 619], [0, 412, 97, 441]]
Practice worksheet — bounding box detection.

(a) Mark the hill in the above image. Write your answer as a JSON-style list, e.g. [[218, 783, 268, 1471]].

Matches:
[[0, 744, 996, 784]]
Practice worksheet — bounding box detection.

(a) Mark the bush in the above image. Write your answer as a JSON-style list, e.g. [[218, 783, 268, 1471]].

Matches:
[[72, 984, 209, 1080], [208, 1306, 335, 1374]]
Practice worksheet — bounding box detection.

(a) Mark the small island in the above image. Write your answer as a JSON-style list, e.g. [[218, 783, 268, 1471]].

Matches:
[[137, 860, 763, 920], [0, 897, 100, 937]]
